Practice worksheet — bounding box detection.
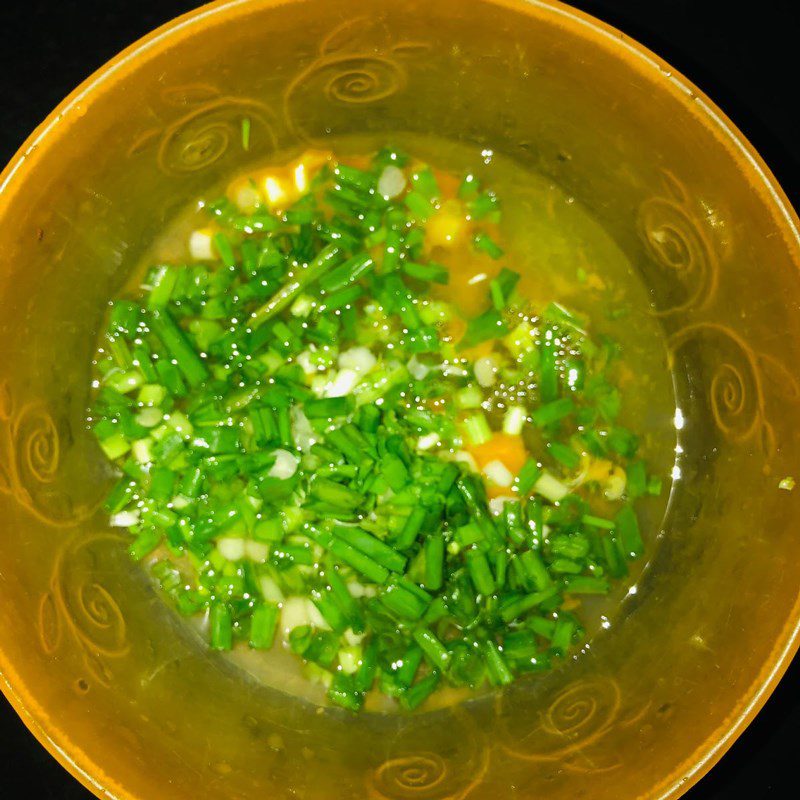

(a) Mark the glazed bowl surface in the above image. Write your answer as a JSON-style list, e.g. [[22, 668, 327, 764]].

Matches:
[[1, 2, 800, 799]]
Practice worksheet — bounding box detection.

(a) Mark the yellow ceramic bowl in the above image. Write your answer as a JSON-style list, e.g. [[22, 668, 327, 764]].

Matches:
[[2, 1, 800, 798]]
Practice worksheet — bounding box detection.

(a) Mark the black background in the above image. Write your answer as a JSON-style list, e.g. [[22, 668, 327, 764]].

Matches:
[[1, 1, 798, 798]]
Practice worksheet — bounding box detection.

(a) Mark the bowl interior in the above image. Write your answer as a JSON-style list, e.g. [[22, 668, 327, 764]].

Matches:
[[2, 1, 800, 798]]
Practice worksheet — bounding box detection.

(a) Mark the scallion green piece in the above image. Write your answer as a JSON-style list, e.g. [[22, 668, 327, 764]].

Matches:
[[319, 253, 375, 293], [547, 441, 580, 470], [328, 672, 364, 711], [462, 413, 492, 446], [306, 527, 388, 584], [403, 261, 448, 284], [458, 308, 508, 350], [412, 627, 451, 670], [531, 398, 574, 427], [399, 671, 440, 710], [517, 460, 542, 495], [379, 578, 430, 620], [150, 310, 209, 388], [499, 587, 559, 623], [146, 266, 179, 310], [250, 603, 279, 649], [466, 549, 496, 596], [210, 604, 233, 650], [250, 244, 343, 329], [473, 232, 504, 259], [303, 396, 354, 419], [615, 505, 644, 559], [333, 526, 407, 573], [563, 576, 610, 594], [538, 331, 559, 404], [482, 640, 514, 685]]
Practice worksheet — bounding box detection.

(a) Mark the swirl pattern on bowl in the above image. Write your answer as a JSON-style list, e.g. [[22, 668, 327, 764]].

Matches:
[[126, 87, 278, 175], [157, 96, 278, 175], [638, 173, 720, 317], [366, 709, 488, 800], [283, 17, 429, 143], [37, 532, 130, 687], [667, 323, 800, 456], [496, 677, 621, 762], [0, 381, 100, 527]]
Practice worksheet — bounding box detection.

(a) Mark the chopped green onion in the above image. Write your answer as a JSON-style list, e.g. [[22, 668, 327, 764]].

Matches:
[[251, 244, 343, 329], [473, 232, 504, 259], [531, 398, 574, 427], [379, 578, 430, 620], [462, 413, 492, 446], [615, 505, 644, 559], [250, 603, 279, 649], [466, 549, 496, 596], [91, 150, 659, 712], [210, 604, 233, 650], [458, 309, 508, 350], [547, 441, 580, 470], [399, 671, 440, 710], [517, 460, 542, 495], [333, 526, 407, 573], [319, 253, 375, 293], [328, 672, 363, 711], [563, 576, 610, 594], [150, 310, 209, 388], [304, 396, 354, 419], [403, 261, 448, 284], [482, 640, 513, 685]]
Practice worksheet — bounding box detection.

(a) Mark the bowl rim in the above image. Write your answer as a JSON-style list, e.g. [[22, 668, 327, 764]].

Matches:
[[1, 1, 799, 798]]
